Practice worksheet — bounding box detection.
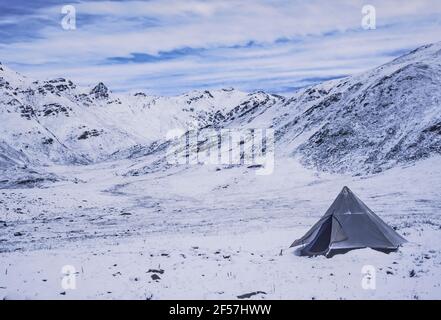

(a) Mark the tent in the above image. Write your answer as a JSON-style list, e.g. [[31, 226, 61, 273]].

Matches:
[[290, 186, 407, 257]]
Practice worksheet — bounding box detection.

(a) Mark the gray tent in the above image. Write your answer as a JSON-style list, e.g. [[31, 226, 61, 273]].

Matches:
[[291, 186, 407, 257]]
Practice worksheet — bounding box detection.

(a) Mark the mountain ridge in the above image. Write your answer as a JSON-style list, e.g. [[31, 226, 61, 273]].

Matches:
[[1, 42, 441, 179]]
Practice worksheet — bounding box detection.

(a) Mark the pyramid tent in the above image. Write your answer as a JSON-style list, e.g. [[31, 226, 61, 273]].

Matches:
[[291, 186, 407, 257]]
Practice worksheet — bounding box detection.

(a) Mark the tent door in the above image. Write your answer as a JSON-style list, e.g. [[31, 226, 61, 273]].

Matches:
[[301, 217, 332, 256]]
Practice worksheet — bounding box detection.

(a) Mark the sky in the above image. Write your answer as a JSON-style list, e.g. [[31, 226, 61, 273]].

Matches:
[[0, 0, 441, 96]]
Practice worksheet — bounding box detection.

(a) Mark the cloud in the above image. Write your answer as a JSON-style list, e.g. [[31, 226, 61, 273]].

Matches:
[[1, 0, 441, 95]]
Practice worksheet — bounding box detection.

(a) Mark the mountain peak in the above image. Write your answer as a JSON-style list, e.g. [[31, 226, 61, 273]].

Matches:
[[90, 82, 109, 99]]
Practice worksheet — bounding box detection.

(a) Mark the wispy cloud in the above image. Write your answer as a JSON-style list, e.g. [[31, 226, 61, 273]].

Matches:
[[1, 0, 441, 95]]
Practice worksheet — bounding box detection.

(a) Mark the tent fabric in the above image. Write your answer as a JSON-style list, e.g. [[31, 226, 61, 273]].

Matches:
[[291, 186, 407, 257]]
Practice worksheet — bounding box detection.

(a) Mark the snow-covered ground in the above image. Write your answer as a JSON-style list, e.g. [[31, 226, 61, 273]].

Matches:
[[1, 43, 441, 300], [1, 155, 440, 299]]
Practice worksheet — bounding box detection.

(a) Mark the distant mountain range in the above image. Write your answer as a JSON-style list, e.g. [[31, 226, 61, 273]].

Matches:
[[1, 42, 441, 178]]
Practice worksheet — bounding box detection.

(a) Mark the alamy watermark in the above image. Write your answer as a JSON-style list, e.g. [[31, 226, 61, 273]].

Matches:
[[166, 128, 275, 175], [61, 5, 76, 30], [61, 265, 77, 290], [361, 5, 376, 30], [361, 265, 376, 290]]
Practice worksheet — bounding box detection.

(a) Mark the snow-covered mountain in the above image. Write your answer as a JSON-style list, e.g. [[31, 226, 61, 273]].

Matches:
[[215, 42, 441, 174], [280, 43, 441, 173], [0, 62, 266, 167], [1, 42, 441, 176]]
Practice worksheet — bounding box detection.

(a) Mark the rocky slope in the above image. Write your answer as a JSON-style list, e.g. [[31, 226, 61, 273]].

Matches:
[[223, 42, 441, 174]]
